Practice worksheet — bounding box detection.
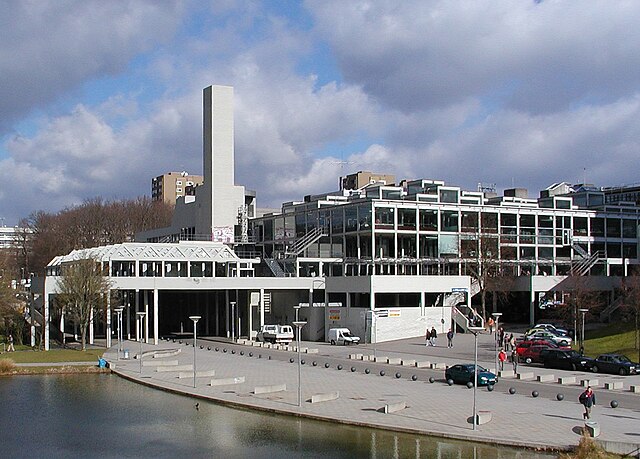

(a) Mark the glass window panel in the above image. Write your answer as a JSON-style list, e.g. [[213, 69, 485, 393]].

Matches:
[[398, 208, 417, 230], [419, 209, 438, 231], [481, 212, 498, 233], [623, 219, 637, 238], [606, 218, 621, 238], [590, 218, 604, 237], [441, 211, 459, 232], [573, 217, 588, 236]]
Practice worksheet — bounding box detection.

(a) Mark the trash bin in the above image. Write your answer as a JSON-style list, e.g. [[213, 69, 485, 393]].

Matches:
[[98, 358, 107, 368], [124, 349, 130, 359]]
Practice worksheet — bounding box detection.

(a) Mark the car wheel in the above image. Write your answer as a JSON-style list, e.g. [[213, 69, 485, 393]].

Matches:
[[525, 357, 532, 364], [619, 367, 627, 376], [591, 365, 598, 373], [560, 340, 568, 346], [330, 340, 336, 345]]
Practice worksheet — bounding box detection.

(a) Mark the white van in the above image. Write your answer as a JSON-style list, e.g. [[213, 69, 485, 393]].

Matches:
[[328, 328, 360, 345]]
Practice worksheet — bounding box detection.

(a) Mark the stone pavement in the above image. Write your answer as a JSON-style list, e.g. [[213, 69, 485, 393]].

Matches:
[[105, 332, 640, 455]]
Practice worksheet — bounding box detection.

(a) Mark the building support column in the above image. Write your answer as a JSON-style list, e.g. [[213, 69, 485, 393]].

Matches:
[[529, 275, 535, 327], [89, 308, 94, 345], [260, 288, 265, 328], [144, 293, 149, 344], [225, 290, 230, 338], [44, 294, 50, 351], [153, 289, 159, 345], [106, 291, 112, 348]]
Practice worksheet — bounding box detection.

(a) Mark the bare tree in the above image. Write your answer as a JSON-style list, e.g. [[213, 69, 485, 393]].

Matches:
[[619, 273, 640, 363], [56, 258, 111, 351]]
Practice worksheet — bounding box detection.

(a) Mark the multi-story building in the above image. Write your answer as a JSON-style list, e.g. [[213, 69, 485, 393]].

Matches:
[[151, 172, 204, 205]]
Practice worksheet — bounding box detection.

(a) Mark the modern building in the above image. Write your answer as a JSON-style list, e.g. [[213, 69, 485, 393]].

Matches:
[[151, 172, 203, 205], [41, 84, 640, 350]]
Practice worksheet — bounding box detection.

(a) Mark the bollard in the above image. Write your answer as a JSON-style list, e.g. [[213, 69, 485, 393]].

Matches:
[[509, 387, 516, 395], [466, 381, 473, 389], [337, 364, 343, 370], [532, 390, 539, 398], [249, 352, 253, 357], [312, 361, 317, 366], [447, 379, 454, 386], [429, 377, 435, 383], [379, 370, 385, 376], [324, 363, 330, 368], [290, 358, 295, 363], [556, 393, 564, 401], [395, 372, 401, 379], [301, 359, 305, 365], [610, 400, 619, 408], [365, 368, 370, 374], [351, 367, 356, 372], [411, 375, 417, 381], [487, 384, 494, 392]]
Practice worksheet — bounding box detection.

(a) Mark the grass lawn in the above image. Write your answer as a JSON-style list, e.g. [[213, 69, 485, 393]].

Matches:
[[582, 322, 640, 361], [0, 347, 105, 364]]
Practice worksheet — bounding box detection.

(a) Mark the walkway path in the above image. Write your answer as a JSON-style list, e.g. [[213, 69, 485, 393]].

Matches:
[[105, 331, 640, 455]]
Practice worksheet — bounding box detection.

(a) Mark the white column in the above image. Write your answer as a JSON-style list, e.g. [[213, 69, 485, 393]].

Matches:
[[44, 294, 50, 351], [106, 292, 112, 348], [153, 289, 159, 345], [144, 297, 149, 344], [225, 290, 230, 338], [89, 308, 94, 344], [260, 288, 265, 327]]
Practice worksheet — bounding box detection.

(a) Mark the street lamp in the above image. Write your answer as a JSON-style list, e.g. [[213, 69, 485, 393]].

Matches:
[[294, 305, 301, 323], [230, 301, 236, 342], [137, 311, 146, 373], [492, 312, 502, 373], [292, 320, 307, 407], [468, 326, 485, 431], [189, 315, 201, 388], [114, 307, 124, 361], [578, 308, 588, 352]]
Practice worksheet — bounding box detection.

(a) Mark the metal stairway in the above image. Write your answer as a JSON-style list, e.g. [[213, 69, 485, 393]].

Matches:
[[264, 258, 286, 277], [599, 295, 625, 322], [285, 226, 327, 256], [570, 250, 601, 276]]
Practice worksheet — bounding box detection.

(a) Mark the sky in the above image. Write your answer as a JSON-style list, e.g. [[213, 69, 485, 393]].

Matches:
[[2, 0, 640, 226]]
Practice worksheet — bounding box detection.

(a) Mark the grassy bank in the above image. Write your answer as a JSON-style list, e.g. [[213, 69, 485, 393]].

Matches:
[[0, 347, 107, 375], [582, 322, 639, 361]]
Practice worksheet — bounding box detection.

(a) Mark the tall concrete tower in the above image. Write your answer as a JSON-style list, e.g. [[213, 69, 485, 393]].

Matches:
[[195, 85, 245, 242]]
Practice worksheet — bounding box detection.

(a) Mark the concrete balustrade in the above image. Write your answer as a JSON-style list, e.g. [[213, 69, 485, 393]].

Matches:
[[143, 359, 178, 367], [254, 383, 287, 395], [310, 392, 340, 404], [210, 376, 245, 386], [156, 364, 193, 372], [177, 369, 216, 379]]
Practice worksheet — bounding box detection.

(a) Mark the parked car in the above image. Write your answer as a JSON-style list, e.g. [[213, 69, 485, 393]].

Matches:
[[590, 354, 638, 376], [257, 324, 294, 344], [525, 330, 572, 346], [516, 339, 569, 356], [520, 345, 552, 364], [327, 327, 360, 345], [445, 364, 498, 386], [540, 349, 594, 371], [532, 323, 570, 336]]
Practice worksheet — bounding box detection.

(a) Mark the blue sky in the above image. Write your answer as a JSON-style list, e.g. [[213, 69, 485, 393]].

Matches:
[[2, 0, 640, 225]]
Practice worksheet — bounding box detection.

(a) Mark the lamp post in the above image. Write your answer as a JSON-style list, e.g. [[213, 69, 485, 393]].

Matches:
[[578, 308, 588, 351], [468, 326, 485, 431], [137, 312, 146, 373], [230, 301, 236, 342], [292, 320, 307, 407], [189, 315, 201, 388], [492, 312, 502, 373], [294, 305, 301, 323], [114, 307, 124, 361]]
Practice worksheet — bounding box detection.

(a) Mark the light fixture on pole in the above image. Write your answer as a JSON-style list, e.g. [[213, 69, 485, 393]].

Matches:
[[136, 312, 146, 374], [189, 315, 201, 388], [578, 308, 589, 350], [492, 312, 502, 373], [292, 320, 307, 407], [468, 326, 485, 431], [114, 307, 124, 361], [230, 301, 236, 342], [294, 305, 301, 323]]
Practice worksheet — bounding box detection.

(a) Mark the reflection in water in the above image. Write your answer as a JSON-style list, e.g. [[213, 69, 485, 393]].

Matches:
[[0, 375, 557, 459]]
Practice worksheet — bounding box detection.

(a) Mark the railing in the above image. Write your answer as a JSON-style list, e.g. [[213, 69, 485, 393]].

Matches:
[[599, 296, 625, 322], [264, 259, 286, 277], [285, 226, 327, 256], [570, 250, 602, 276]]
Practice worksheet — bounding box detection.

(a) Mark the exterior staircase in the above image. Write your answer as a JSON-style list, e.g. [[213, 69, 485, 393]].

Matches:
[[570, 250, 601, 276], [264, 259, 286, 277], [285, 226, 327, 256], [599, 295, 625, 322]]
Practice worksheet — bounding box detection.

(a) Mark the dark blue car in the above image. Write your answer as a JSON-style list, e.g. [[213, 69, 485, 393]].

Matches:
[[445, 364, 498, 386], [591, 354, 637, 376]]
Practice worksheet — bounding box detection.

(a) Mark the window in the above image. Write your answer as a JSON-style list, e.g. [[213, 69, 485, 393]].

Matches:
[[441, 211, 459, 232], [189, 261, 213, 277], [520, 214, 535, 228], [590, 218, 604, 237], [375, 207, 394, 228], [623, 219, 637, 238], [461, 211, 479, 233], [164, 261, 187, 277], [481, 212, 498, 234], [398, 208, 416, 230], [573, 217, 588, 236], [358, 204, 372, 230], [419, 209, 438, 231], [439, 189, 458, 203], [500, 213, 517, 227], [419, 235, 438, 258], [345, 206, 358, 232], [606, 218, 621, 238]]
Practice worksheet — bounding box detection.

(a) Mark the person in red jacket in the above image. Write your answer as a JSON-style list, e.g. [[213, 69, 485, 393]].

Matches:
[[498, 348, 507, 371]]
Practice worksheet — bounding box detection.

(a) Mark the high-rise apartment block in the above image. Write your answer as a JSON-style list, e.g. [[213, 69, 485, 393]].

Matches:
[[151, 172, 204, 205]]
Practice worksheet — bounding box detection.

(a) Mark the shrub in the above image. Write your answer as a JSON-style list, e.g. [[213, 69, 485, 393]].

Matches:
[[0, 358, 16, 373]]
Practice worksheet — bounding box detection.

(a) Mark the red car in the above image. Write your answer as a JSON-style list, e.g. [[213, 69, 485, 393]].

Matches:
[[520, 345, 552, 364], [516, 339, 569, 357]]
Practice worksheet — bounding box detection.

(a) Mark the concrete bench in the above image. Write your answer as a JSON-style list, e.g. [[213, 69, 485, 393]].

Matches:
[[153, 349, 181, 358], [349, 354, 363, 360], [415, 361, 431, 368], [558, 376, 576, 385], [630, 385, 640, 393], [386, 357, 402, 365], [584, 421, 600, 437], [177, 369, 216, 379], [517, 372, 534, 380], [310, 392, 339, 404], [581, 379, 598, 387], [210, 376, 245, 386], [156, 364, 193, 372], [373, 356, 388, 363], [143, 359, 178, 367], [536, 374, 554, 383], [254, 383, 286, 395], [430, 362, 446, 370], [236, 339, 249, 345], [604, 381, 623, 390], [467, 411, 492, 425], [305, 348, 318, 354], [498, 371, 515, 378], [401, 359, 416, 366], [382, 401, 406, 414]]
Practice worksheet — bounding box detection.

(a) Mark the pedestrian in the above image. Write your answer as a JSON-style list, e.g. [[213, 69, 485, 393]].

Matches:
[[446, 329, 454, 348], [430, 327, 437, 346], [579, 386, 596, 420], [425, 328, 431, 346], [498, 327, 505, 348], [7, 334, 15, 352], [511, 349, 519, 374], [509, 333, 516, 350], [498, 348, 507, 371], [487, 317, 495, 334]]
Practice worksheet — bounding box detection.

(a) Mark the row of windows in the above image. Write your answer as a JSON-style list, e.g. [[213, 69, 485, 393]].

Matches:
[[109, 261, 254, 278], [251, 206, 639, 241]]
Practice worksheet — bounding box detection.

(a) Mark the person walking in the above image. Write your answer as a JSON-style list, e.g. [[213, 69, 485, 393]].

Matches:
[[486, 317, 495, 334], [430, 327, 437, 347], [7, 334, 15, 352], [446, 329, 454, 348], [511, 349, 519, 374], [425, 328, 431, 346], [498, 348, 507, 371], [579, 386, 596, 420]]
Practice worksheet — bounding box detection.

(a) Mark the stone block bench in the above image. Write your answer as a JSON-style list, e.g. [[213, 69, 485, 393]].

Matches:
[[210, 376, 245, 386], [305, 348, 318, 354], [415, 361, 431, 368], [177, 369, 216, 379], [430, 362, 447, 370], [310, 392, 339, 404], [517, 372, 534, 380], [156, 364, 193, 372], [584, 421, 600, 437], [468, 411, 492, 425], [604, 381, 623, 390], [386, 357, 402, 365], [401, 359, 416, 366], [558, 376, 576, 385], [382, 401, 406, 414], [143, 359, 178, 367], [374, 356, 388, 363], [254, 383, 286, 395], [536, 374, 554, 383], [580, 379, 598, 387], [349, 353, 363, 360], [630, 385, 640, 393], [497, 371, 515, 379]]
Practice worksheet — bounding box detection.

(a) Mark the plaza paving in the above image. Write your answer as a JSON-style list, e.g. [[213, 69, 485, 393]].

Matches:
[[105, 331, 640, 455]]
